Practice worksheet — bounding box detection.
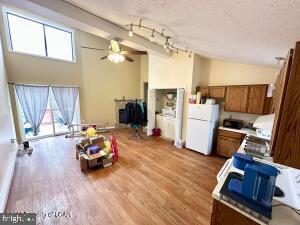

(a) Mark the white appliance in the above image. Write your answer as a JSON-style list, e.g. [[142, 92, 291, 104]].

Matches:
[[186, 104, 219, 155], [253, 114, 275, 140]]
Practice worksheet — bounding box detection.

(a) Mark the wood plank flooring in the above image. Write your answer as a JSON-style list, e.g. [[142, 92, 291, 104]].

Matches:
[[6, 129, 225, 225]]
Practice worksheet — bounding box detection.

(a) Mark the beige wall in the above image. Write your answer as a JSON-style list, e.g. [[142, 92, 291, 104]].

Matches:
[[79, 32, 141, 125], [195, 58, 277, 125], [0, 34, 16, 195], [202, 59, 277, 86], [148, 54, 277, 140], [0, 13, 141, 138]]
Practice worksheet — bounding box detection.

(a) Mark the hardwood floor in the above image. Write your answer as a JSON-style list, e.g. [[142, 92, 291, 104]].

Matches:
[[6, 128, 225, 225]]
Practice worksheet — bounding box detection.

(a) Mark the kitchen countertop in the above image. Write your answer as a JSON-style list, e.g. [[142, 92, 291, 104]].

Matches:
[[218, 126, 257, 136], [212, 139, 300, 225]]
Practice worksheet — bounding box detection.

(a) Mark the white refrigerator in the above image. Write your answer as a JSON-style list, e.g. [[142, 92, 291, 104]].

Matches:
[[186, 104, 219, 155]]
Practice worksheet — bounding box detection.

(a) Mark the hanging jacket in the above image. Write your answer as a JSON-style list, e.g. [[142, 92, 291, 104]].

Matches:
[[125, 102, 144, 125]]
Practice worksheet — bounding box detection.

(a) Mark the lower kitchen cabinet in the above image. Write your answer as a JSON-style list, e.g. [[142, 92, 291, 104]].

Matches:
[[211, 199, 259, 225], [155, 115, 175, 140], [216, 129, 245, 158]]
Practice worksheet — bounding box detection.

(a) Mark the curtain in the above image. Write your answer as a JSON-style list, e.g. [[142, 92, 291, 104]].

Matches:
[[15, 84, 49, 136], [52, 87, 79, 128]]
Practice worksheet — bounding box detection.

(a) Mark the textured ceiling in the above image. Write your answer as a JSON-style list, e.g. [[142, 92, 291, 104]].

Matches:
[[65, 0, 300, 66]]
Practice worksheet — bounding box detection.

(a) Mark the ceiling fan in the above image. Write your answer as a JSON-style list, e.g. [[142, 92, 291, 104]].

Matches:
[[81, 39, 147, 63]]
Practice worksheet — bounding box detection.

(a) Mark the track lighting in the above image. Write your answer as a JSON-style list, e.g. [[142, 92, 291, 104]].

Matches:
[[150, 29, 155, 42], [164, 37, 169, 49], [125, 20, 192, 57], [128, 23, 133, 37]]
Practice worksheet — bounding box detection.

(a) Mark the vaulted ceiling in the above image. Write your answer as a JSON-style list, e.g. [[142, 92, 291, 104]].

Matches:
[[65, 0, 300, 66]]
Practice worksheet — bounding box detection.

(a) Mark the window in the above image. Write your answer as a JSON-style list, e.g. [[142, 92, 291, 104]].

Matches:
[[3, 9, 75, 62], [18, 89, 80, 139]]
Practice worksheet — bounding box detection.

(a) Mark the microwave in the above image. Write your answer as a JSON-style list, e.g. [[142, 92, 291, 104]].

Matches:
[[223, 118, 243, 130]]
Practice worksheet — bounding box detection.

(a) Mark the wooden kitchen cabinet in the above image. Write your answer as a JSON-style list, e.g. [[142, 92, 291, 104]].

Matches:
[[247, 85, 268, 114], [211, 199, 259, 225], [271, 42, 300, 169], [200, 87, 210, 97], [225, 86, 249, 112], [216, 129, 245, 158], [209, 86, 226, 99]]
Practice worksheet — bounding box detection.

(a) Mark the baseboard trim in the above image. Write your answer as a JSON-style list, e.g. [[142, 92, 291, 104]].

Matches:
[[0, 149, 17, 213]]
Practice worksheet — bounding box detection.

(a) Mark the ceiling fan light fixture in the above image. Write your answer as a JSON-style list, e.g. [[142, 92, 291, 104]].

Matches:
[[108, 54, 125, 63], [129, 23, 134, 37]]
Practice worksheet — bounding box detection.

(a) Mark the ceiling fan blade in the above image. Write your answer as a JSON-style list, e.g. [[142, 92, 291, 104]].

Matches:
[[120, 50, 147, 55], [81, 46, 107, 51], [100, 55, 109, 60], [110, 40, 121, 52], [124, 55, 134, 62]]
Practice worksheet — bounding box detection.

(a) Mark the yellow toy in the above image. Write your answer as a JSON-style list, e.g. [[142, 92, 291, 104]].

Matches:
[[86, 127, 97, 137]]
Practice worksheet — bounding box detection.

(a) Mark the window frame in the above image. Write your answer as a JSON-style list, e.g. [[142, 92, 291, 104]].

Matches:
[[2, 7, 76, 63]]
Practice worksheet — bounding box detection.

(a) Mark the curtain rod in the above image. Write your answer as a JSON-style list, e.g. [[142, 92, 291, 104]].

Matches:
[[7, 82, 80, 88]]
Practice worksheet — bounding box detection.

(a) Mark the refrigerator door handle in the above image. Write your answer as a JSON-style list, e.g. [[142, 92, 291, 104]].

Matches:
[[188, 118, 211, 122]]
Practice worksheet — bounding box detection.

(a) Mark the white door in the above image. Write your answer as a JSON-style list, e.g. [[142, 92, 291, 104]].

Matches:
[[147, 89, 156, 136], [186, 119, 212, 155]]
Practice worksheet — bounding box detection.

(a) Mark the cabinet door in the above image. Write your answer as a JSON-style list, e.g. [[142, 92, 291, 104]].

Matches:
[[216, 136, 241, 158], [211, 199, 259, 225], [224, 86, 249, 112], [209, 86, 226, 99], [164, 118, 175, 140], [155, 116, 164, 136], [247, 85, 267, 114], [200, 87, 209, 97]]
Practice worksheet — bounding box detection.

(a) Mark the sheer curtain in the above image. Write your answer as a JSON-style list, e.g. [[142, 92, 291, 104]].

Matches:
[[51, 86, 79, 128], [15, 84, 49, 136]]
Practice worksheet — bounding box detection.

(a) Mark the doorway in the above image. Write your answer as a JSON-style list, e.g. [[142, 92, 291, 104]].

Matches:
[[147, 88, 185, 147]]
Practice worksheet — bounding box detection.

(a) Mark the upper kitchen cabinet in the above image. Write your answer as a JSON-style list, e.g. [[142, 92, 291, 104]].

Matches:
[[198, 87, 210, 97], [225, 86, 249, 112], [209, 86, 226, 99], [247, 85, 268, 114]]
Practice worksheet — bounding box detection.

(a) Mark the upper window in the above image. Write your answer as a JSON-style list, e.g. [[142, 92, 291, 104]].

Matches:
[[3, 10, 75, 62]]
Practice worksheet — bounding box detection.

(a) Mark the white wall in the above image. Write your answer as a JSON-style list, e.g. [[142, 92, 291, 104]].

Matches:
[[148, 52, 195, 138], [0, 34, 16, 212], [140, 55, 149, 98]]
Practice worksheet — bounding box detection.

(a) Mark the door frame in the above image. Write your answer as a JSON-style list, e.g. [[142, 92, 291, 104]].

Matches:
[[147, 87, 185, 148]]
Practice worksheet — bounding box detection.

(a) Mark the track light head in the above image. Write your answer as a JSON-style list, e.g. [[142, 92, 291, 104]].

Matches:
[[164, 37, 169, 49], [129, 23, 134, 37], [150, 29, 155, 42]]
